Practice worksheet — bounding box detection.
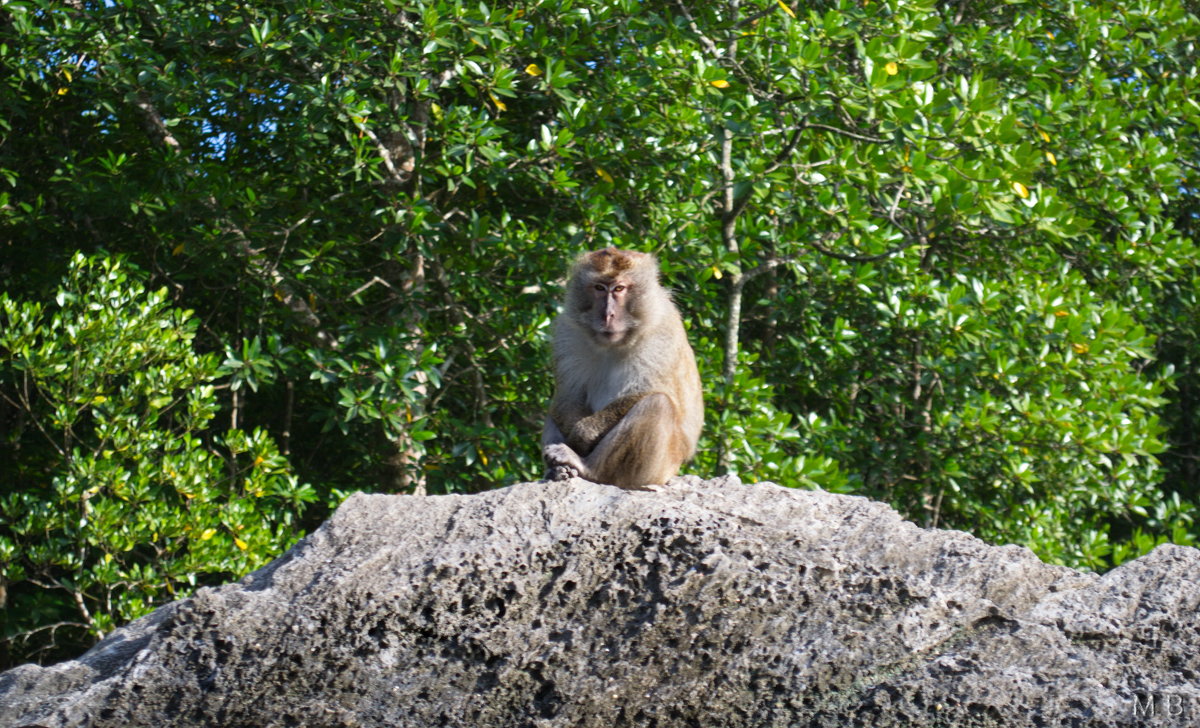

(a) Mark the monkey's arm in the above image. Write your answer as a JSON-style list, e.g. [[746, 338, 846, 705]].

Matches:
[[564, 393, 647, 455], [544, 392, 686, 490], [546, 398, 589, 446], [542, 393, 646, 480], [542, 416, 576, 481], [542, 394, 587, 481]]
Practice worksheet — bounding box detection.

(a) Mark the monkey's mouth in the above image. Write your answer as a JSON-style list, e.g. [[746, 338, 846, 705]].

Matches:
[[597, 329, 627, 344]]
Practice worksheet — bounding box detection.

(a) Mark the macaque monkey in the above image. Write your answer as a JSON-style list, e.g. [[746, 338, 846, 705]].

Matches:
[[542, 248, 704, 489]]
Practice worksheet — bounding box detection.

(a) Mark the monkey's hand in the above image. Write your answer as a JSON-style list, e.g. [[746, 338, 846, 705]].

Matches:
[[543, 443, 585, 482]]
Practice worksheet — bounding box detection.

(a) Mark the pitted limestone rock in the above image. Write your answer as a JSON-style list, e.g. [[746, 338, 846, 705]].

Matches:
[[2, 476, 1197, 727]]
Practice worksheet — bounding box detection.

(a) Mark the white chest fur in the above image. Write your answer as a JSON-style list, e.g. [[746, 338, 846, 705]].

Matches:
[[584, 350, 655, 412]]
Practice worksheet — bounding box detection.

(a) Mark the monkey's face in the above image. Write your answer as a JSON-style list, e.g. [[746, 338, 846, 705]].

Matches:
[[586, 278, 637, 346], [565, 248, 659, 348]]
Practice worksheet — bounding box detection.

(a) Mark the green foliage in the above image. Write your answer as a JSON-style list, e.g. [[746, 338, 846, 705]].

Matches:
[[2, 0, 1199, 664], [0, 254, 314, 664], [795, 265, 1171, 566]]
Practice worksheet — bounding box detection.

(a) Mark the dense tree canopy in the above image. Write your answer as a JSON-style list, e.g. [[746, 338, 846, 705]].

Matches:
[[2, 0, 1198, 666]]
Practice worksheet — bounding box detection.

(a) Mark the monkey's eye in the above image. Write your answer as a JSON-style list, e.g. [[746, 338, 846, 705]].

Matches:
[[594, 284, 606, 292], [613, 285, 626, 293]]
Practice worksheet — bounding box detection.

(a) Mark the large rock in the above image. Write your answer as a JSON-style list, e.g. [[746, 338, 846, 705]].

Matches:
[[1, 476, 1197, 727]]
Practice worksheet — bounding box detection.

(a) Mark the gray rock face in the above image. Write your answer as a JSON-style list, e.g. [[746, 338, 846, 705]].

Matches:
[[1, 476, 1197, 727]]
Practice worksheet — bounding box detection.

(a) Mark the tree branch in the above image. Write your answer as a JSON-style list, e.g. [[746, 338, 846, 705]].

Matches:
[[130, 92, 338, 348], [804, 122, 891, 144], [672, 0, 721, 58], [807, 235, 915, 263]]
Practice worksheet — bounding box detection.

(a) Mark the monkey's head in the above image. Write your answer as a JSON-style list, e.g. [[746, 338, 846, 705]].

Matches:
[[565, 247, 664, 347]]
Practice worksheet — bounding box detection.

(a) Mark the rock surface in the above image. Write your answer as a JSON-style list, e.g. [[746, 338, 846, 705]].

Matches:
[[1, 476, 1198, 727]]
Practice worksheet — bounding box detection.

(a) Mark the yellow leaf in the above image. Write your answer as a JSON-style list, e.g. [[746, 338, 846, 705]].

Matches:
[[57, 87, 69, 96], [1045, 151, 1057, 166], [1039, 130, 1051, 143], [64, 68, 73, 82], [885, 62, 899, 76], [1012, 181, 1030, 199], [595, 167, 614, 184], [200, 528, 217, 541], [172, 243, 185, 256], [489, 93, 507, 112], [253, 455, 265, 467], [777, 0, 796, 18], [711, 265, 723, 280], [234, 537, 249, 551], [525, 63, 543, 76], [1072, 342, 1089, 354], [480, 451, 489, 466], [710, 79, 730, 88], [92, 395, 108, 404], [1055, 310, 1069, 317], [351, 115, 367, 125]]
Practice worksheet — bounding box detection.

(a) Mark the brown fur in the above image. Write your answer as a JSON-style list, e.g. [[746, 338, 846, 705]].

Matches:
[[542, 248, 704, 489], [586, 247, 640, 277], [561, 393, 647, 455]]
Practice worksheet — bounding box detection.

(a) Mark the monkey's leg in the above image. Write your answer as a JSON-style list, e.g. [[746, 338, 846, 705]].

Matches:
[[578, 392, 689, 489]]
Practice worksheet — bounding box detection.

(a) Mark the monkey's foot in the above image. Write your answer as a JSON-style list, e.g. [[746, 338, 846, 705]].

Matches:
[[543, 443, 585, 482], [546, 464, 578, 481]]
